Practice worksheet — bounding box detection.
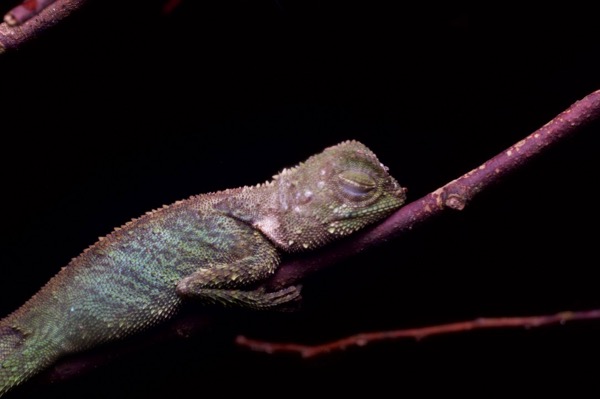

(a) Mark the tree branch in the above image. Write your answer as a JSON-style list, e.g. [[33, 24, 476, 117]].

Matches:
[[0, 0, 87, 54], [36, 89, 600, 384], [236, 309, 600, 358]]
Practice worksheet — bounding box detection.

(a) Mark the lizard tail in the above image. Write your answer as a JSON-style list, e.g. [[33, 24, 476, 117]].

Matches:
[[0, 323, 57, 396]]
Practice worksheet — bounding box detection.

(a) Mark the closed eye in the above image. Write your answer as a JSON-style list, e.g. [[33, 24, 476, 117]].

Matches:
[[338, 170, 376, 200]]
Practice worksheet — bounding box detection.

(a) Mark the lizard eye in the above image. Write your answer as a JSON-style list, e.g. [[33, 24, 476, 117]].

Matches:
[[337, 170, 377, 201]]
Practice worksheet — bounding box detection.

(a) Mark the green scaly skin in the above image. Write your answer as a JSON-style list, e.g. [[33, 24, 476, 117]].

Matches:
[[0, 141, 406, 396]]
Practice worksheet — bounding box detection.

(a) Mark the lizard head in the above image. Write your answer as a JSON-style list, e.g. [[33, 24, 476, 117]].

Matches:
[[256, 140, 406, 252]]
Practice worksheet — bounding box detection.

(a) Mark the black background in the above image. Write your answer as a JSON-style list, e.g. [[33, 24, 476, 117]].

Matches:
[[1, 2, 600, 397]]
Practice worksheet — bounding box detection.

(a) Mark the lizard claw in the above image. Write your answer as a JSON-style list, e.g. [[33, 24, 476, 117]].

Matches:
[[261, 285, 303, 312]]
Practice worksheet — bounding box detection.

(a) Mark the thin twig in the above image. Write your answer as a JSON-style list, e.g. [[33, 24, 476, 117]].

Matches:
[[236, 309, 600, 358]]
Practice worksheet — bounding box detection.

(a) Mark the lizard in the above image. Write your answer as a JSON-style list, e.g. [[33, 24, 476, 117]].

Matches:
[[0, 140, 406, 396]]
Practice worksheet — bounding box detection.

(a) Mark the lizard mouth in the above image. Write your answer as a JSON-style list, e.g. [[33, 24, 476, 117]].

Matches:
[[395, 186, 408, 201], [326, 200, 402, 223]]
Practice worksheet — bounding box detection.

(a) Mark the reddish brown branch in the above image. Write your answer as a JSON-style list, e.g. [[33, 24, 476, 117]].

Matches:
[[236, 309, 600, 358], [36, 89, 600, 383], [0, 0, 87, 54]]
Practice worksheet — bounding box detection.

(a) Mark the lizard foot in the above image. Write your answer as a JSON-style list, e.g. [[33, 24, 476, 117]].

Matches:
[[177, 283, 302, 310]]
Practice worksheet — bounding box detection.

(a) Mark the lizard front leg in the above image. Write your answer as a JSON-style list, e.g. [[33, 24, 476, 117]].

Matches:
[[175, 219, 301, 310]]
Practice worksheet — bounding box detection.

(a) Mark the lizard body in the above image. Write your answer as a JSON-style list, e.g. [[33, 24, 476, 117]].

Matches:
[[0, 141, 406, 395]]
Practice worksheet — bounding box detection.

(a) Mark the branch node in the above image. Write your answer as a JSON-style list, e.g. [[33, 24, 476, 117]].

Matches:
[[445, 194, 467, 210], [4, 13, 18, 27], [557, 311, 574, 324]]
